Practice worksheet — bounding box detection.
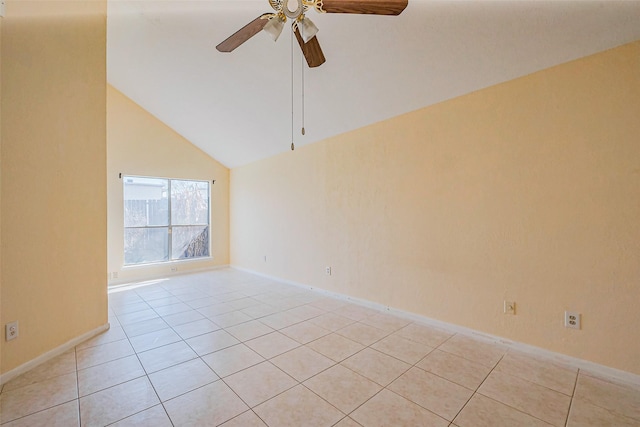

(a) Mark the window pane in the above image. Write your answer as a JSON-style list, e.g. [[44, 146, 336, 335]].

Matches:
[[124, 227, 169, 265], [124, 177, 169, 227], [171, 180, 209, 226], [171, 226, 209, 260]]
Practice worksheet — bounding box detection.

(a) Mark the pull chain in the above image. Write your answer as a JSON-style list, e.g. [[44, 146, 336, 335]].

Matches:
[[291, 26, 295, 151], [301, 48, 305, 136]]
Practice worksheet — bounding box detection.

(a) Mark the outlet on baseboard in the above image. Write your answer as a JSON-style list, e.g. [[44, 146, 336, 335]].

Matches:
[[170, 266, 178, 272]]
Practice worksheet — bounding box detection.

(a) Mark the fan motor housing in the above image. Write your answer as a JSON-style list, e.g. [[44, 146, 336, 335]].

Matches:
[[283, 0, 304, 19]]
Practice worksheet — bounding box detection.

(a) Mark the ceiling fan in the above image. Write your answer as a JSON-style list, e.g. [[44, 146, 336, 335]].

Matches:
[[216, 0, 408, 68]]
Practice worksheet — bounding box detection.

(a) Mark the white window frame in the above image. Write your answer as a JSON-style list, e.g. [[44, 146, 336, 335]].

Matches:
[[123, 175, 211, 266]]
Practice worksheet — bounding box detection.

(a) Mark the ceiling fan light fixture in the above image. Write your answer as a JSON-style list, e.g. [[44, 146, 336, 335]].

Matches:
[[263, 15, 286, 41], [299, 16, 319, 43]]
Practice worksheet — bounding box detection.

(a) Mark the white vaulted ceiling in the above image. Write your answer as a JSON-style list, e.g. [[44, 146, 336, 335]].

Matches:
[[107, 0, 640, 168]]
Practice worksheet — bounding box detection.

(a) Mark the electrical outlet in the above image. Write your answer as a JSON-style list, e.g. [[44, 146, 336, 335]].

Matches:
[[325, 266, 332, 276], [504, 301, 516, 315], [112, 271, 118, 279], [6, 321, 18, 341], [170, 266, 178, 272], [565, 311, 581, 329]]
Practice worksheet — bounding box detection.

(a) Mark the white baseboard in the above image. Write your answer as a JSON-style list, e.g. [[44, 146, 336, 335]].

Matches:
[[231, 265, 640, 388], [0, 323, 110, 386]]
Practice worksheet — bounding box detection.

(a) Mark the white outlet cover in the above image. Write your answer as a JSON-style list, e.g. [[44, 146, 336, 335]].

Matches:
[[6, 321, 18, 341], [565, 311, 581, 329]]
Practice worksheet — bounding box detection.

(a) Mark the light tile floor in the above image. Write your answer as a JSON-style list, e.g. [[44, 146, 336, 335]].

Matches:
[[1, 269, 640, 426]]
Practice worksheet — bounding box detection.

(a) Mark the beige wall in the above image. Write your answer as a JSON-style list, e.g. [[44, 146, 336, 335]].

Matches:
[[107, 85, 230, 284], [0, 12, 3, 375], [1, 1, 107, 373], [231, 41, 640, 374]]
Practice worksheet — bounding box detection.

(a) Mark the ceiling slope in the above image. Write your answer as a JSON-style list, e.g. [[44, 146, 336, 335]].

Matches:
[[107, 0, 640, 168]]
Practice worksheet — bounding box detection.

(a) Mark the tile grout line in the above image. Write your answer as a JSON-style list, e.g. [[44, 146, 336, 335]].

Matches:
[[128, 293, 445, 425], [250, 408, 269, 427], [0, 399, 78, 426], [125, 280, 282, 425], [564, 368, 581, 427], [472, 359, 572, 426], [330, 329, 459, 425], [136, 283, 320, 425], [449, 350, 506, 424], [250, 280, 430, 425], [13, 270, 635, 426], [367, 328, 469, 414], [75, 346, 82, 427], [208, 304, 351, 424], [0, 350, 83, 424], [122, 317, 173, 427], [6, 305, 416, 425], [265, 375, 348, 424], [385, 333, 463, 422], [113, 284, 231, 424]]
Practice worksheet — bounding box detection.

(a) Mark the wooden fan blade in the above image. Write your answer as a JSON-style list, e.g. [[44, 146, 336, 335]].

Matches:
[[321, 0, 408, 15], [216, 14, 270, 53], [294, 28, 326, 68]]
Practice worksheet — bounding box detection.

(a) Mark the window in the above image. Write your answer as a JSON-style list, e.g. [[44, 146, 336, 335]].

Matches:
[[123, 176, 210, 265]]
